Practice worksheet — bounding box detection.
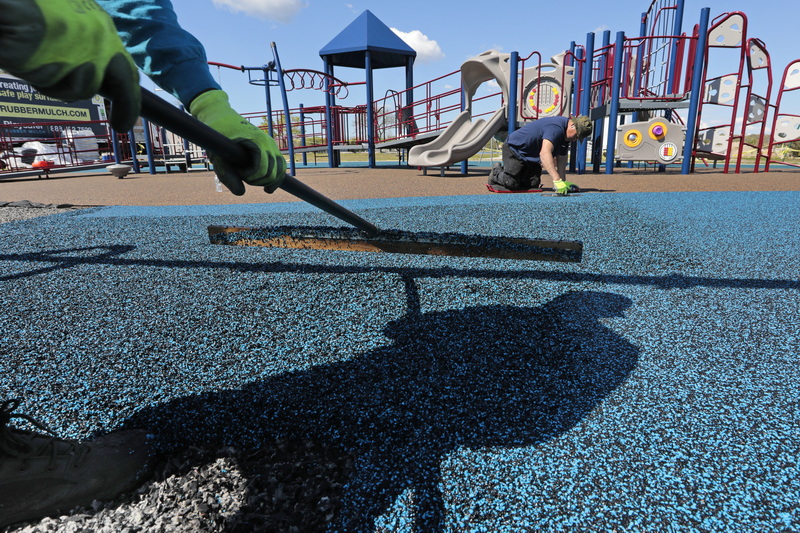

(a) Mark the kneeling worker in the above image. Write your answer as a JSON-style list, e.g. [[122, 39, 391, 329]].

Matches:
[[489, 115, 592, 195]]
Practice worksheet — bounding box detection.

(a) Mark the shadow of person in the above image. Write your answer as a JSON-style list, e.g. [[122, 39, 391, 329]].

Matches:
[[125, 289, 637, 532]]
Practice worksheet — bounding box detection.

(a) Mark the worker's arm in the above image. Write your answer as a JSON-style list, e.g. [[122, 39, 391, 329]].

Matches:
[[100, 0, 285, 194], [540, 139, 564, 184], [97, 0, 219, 107], [556, 153, 568, 181]]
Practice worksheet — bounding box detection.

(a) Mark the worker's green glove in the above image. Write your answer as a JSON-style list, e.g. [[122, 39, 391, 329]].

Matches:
[[0, 0, 140, 132], [189, 90, 285, 196], [553, 180, 580, 195]]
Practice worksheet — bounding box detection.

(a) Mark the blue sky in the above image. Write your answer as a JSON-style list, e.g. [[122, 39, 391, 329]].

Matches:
[[163, 0, 799, 120]]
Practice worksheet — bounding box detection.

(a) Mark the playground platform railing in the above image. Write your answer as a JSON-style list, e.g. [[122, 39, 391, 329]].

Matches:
[[372, 69, 464, 146], [251, 68, 472, 156]]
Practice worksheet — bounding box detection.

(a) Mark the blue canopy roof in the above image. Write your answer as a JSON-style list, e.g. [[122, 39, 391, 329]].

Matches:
[[319, 10, 416, 69]]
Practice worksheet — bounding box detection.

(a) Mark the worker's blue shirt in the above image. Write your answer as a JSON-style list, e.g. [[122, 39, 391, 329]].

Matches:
[[507, 116, 570, 164], [98, 0, 221, 107]]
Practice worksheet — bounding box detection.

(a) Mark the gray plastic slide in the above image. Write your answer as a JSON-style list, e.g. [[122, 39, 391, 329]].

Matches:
[[409, 50, 511, 168], [407, 107, 506, 167]]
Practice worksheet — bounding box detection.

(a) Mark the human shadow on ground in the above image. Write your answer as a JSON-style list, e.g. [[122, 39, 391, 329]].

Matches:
[[125, 285, 638, 532]]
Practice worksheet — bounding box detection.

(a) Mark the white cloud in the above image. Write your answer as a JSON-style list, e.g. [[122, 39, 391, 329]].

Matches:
[[391, 28, 444, 64], [212, 0, 306, 23]]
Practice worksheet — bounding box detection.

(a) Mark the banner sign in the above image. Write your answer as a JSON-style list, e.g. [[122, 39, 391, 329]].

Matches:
[[0, 73, 108, 139]]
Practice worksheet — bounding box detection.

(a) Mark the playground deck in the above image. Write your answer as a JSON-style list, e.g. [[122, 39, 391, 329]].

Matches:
[[1, 165, 799, 207]]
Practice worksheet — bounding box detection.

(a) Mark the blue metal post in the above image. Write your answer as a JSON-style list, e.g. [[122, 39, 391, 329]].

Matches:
[[406, 56, 414, 131], [111, 130, 122, 163], [128, 129, 140, 173], [570, 44, 582, 173], [681, 7, 710, 174], [593, 30, 611, 173], [299, 104, 307, 166], [365, 50, 375, 168], [262, 68, 274, 138], [405, 56, 415, 165], [577, 32, 594, 174], [179, 104, 190, 171], [568, 41, 576, 67], [459, 65, 469, 174], [182, 136, 191, 170], [605, 31, 626, 174], [271, 42, 296, 176], [141, 118, 156, 174], [508, 51, 519, 135], [323, 59, 336, 168], [406, 57, 414, 108], [240, 63, 276, 138]]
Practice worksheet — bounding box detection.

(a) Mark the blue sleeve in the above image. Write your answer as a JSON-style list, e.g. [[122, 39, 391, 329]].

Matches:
[[98, 0, 221, 107], [542, 120, 569, 156]]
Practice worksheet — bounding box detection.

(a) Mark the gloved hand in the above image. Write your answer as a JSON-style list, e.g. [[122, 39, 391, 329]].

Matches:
[[190, 90, 286, 195], [0, 0, 140, 132], [554, 180, 580, 196]]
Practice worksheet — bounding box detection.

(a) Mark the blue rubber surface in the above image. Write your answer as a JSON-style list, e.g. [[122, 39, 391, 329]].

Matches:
[[2, 191, 798, 531]]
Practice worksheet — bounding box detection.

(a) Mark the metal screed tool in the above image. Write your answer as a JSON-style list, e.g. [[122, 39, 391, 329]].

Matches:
[[136, 88, 581, 262]]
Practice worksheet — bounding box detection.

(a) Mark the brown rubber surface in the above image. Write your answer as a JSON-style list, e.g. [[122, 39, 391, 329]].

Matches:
[[1, 165, 799, 206]]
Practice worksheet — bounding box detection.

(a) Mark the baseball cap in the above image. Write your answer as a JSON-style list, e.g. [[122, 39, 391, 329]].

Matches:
[[572, 115, 592, 139]]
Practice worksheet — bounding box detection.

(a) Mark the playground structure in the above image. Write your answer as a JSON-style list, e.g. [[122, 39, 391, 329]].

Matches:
[[232, 1, 800, 176], [2, 1, 799, 180], [404, 1, 800, 175]]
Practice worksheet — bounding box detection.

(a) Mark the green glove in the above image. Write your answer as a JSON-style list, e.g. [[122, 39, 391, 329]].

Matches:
[[190, 90, 286, 196], [0, 0, 140, 132], [554, 180, 580, 196]]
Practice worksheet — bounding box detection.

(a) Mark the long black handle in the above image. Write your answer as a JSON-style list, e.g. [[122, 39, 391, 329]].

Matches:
[[137, 88, 380, 236]]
